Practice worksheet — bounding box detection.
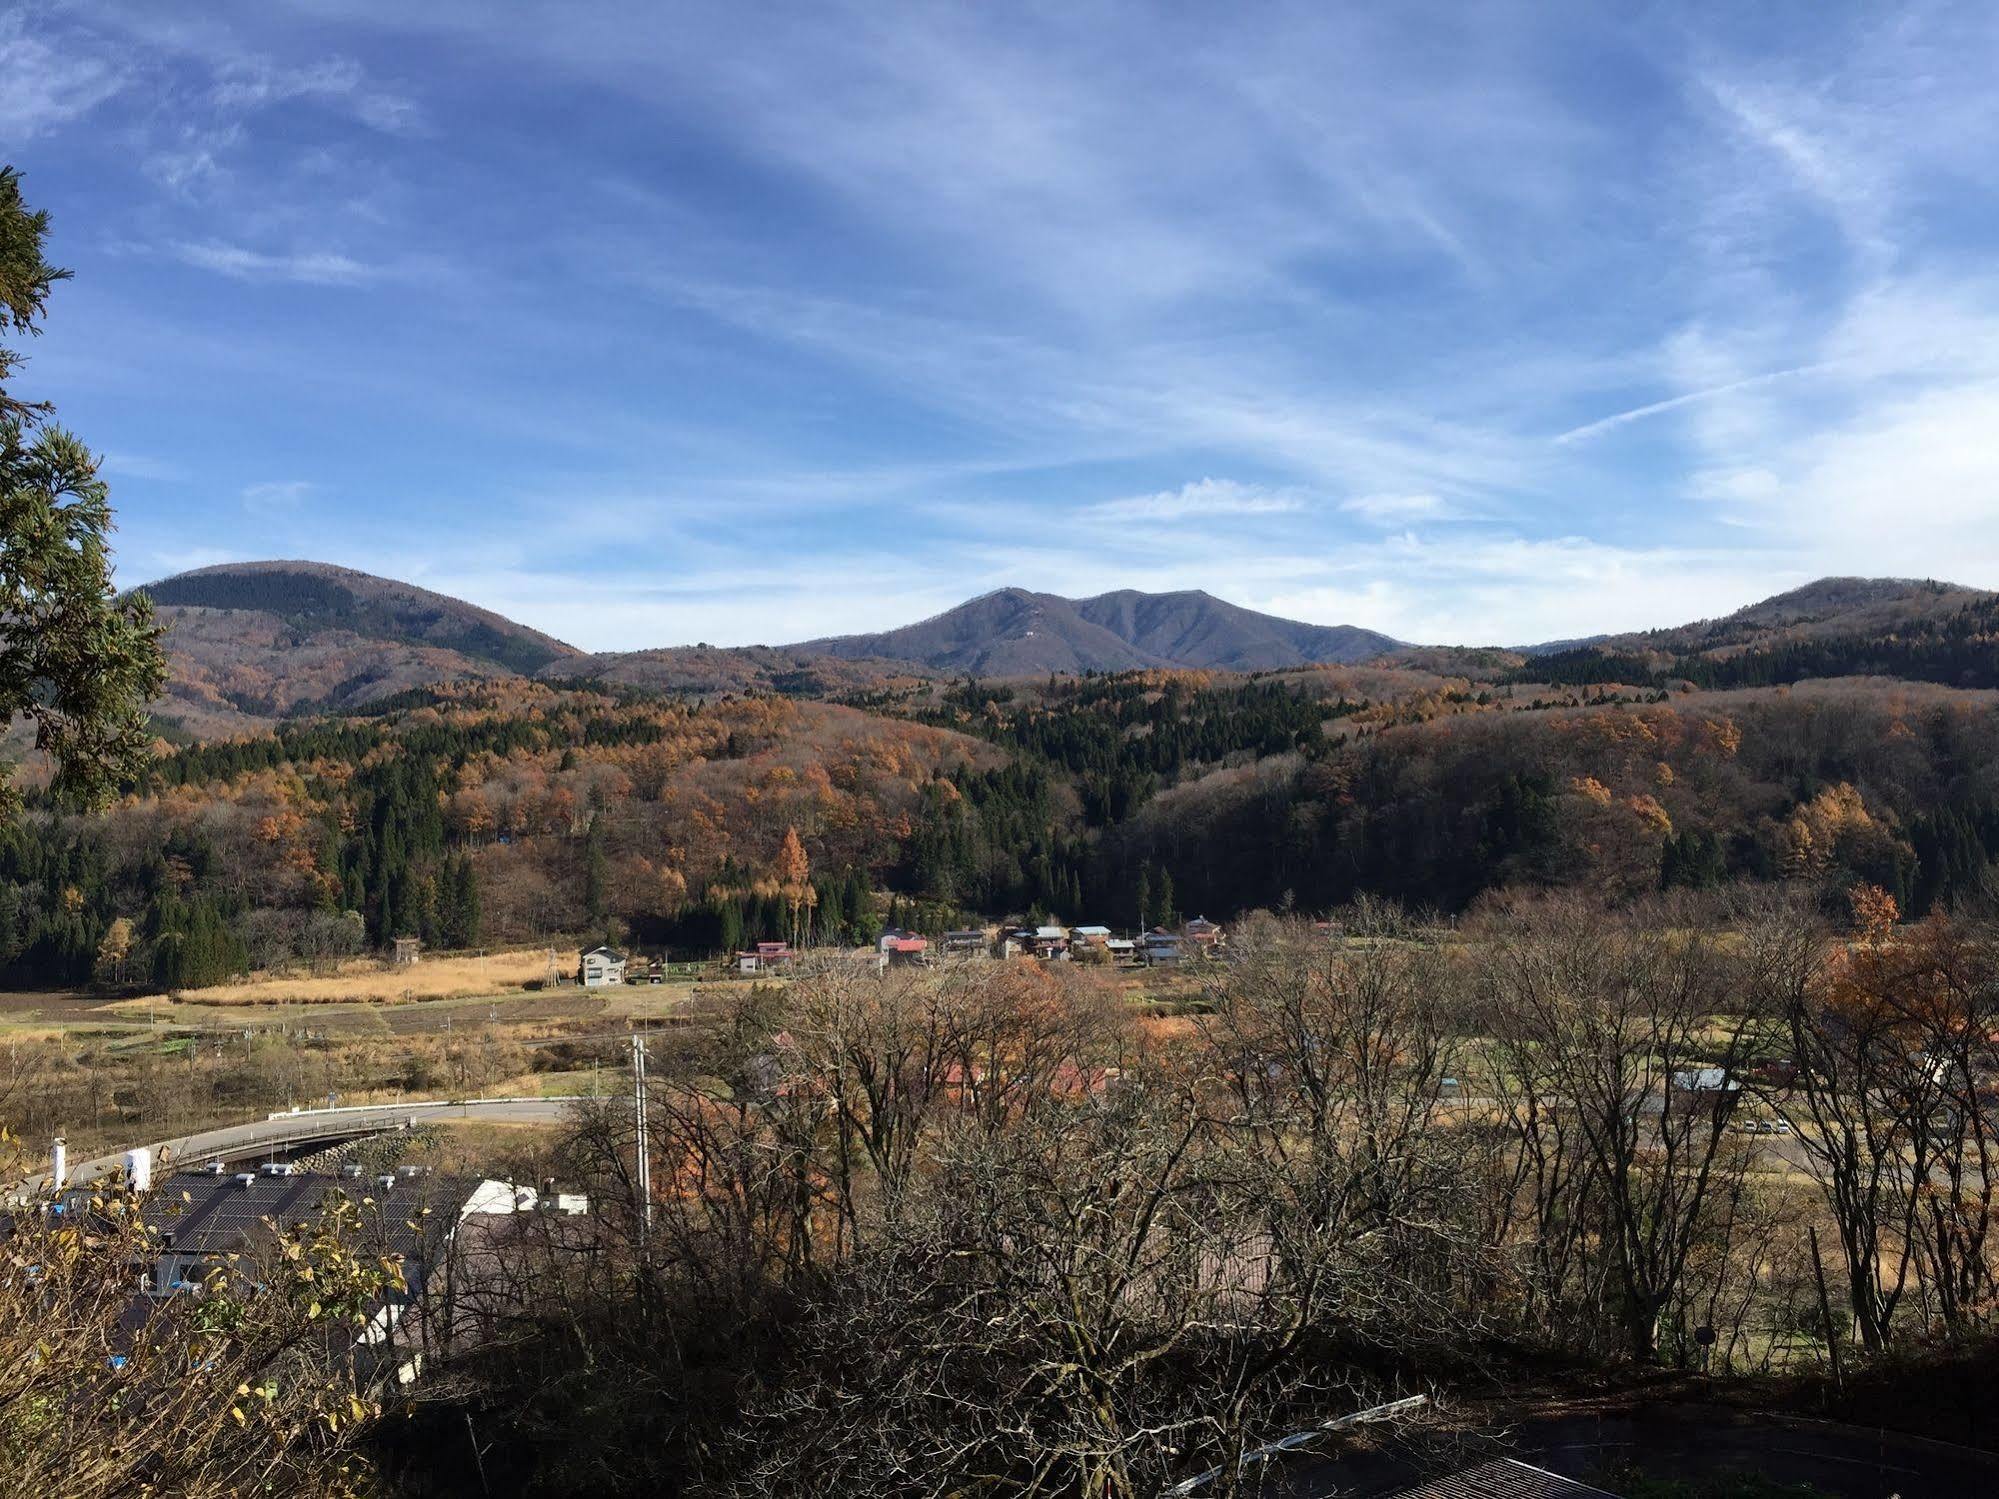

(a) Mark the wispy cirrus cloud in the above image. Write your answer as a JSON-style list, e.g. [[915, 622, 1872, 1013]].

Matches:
[[145, 131, 236, 199], [28, 0, 1999, 648], [209, 54, 420, 134], [101, 452, 190, 482], [172, 241, 380, 285], [0, 24, 125, 138], [241, 479, 314, 510], [1339, 492, 1455, 525], [1085, 479, 1306, 523]]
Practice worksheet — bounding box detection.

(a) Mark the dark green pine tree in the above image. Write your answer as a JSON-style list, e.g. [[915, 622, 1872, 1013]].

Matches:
[[443, 856, 483, 948], [844, 868, 870, 943], [146, 891, 246, 991], [394, 868, 427, 943], [0, 168, 166, 816], [583, 820, 608, 926], [315, 826, 343, 912], [717, 895, 745, 955]]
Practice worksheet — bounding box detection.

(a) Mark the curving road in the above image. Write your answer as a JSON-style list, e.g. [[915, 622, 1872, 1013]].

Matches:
[[11, 1097, 594, 1201]]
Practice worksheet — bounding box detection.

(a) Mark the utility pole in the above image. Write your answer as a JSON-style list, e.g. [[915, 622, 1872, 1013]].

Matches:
[[631, 1031, 652, 1244]]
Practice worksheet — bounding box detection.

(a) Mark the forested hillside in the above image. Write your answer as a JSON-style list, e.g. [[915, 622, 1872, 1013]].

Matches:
[[2, 683, 997, 987], [15, 664, 1999, 990], [1515, 583, 1999, 691], [11, 566, 1999, 992], [1103, 681, 1999, 918], [544, 642, 926, 698], [857, 670, 1999, 928]]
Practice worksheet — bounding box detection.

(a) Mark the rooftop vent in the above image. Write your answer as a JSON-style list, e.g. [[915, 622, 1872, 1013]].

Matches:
[[233, 1173, 256, 1189]]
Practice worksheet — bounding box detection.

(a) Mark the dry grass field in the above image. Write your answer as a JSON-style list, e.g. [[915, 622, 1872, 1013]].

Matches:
[[142, 949, 558, 1008]]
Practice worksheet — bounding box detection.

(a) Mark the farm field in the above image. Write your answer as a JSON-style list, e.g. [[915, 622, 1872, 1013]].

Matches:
[[139, 948, 559, 1006], [0, 957, 1206, 1171]]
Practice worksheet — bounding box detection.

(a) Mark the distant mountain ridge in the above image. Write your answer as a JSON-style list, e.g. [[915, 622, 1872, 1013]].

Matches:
[[1629, 577, 1984, 649], [141, 561, 577, 674], [1508, 577, 1999, 693], [131, 561, 1999, 731], [794, 586, 1403, 675], [135, 561, 582, 733], [1517, 576, 1987, 661]]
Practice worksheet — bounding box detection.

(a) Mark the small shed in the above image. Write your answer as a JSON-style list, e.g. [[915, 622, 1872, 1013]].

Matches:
[[884, 935, 930, 968], [392, 936, 421, 966]]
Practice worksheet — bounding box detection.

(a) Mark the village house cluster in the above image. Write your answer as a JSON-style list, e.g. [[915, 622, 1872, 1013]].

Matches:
[[575, 916, 1225, 986]]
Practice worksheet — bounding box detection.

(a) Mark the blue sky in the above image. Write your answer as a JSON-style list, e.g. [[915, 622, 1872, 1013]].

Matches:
[[5, 1, 1999, 651]]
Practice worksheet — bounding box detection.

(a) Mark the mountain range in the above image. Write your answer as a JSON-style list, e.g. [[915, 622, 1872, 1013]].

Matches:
[[1586, 576, 1989, 654], [795, 587, 1401, 675], [127, 561, 1995, 733], [136, 561, 581, 735]]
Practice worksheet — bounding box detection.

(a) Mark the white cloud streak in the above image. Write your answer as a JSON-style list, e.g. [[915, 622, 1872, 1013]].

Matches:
[[1085, 479, 1306, 523], [1339, 492, 1453, 524], [44, 1, 1999, 647], [241, 479, 314, 510], [0, 26, 125, 137], [1553, 364, 1833, 445], [101, 452, 190, 481], [173, 241, 379, 284]]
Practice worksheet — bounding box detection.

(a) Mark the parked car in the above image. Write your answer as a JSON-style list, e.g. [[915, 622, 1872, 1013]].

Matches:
[[1732, 1118, 1793, 1136]]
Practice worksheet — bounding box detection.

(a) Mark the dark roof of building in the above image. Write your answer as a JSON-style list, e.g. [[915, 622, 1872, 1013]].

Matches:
[[1385, 1459, 1621, 1499], [141, 1167, 452, 1261]]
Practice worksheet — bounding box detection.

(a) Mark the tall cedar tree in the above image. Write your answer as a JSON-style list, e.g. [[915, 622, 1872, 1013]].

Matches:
[[0, 166, 164, 814]]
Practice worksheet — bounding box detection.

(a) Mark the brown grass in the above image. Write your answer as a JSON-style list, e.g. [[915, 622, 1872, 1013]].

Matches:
[[143, 950, 556, 1007]]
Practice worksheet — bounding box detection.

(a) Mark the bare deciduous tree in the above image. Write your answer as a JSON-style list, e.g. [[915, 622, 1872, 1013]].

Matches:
[[1483, 897, 1758, 1361]]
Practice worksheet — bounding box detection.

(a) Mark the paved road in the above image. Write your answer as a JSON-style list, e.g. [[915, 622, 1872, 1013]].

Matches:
[[12, 1097, 591, 1200]]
